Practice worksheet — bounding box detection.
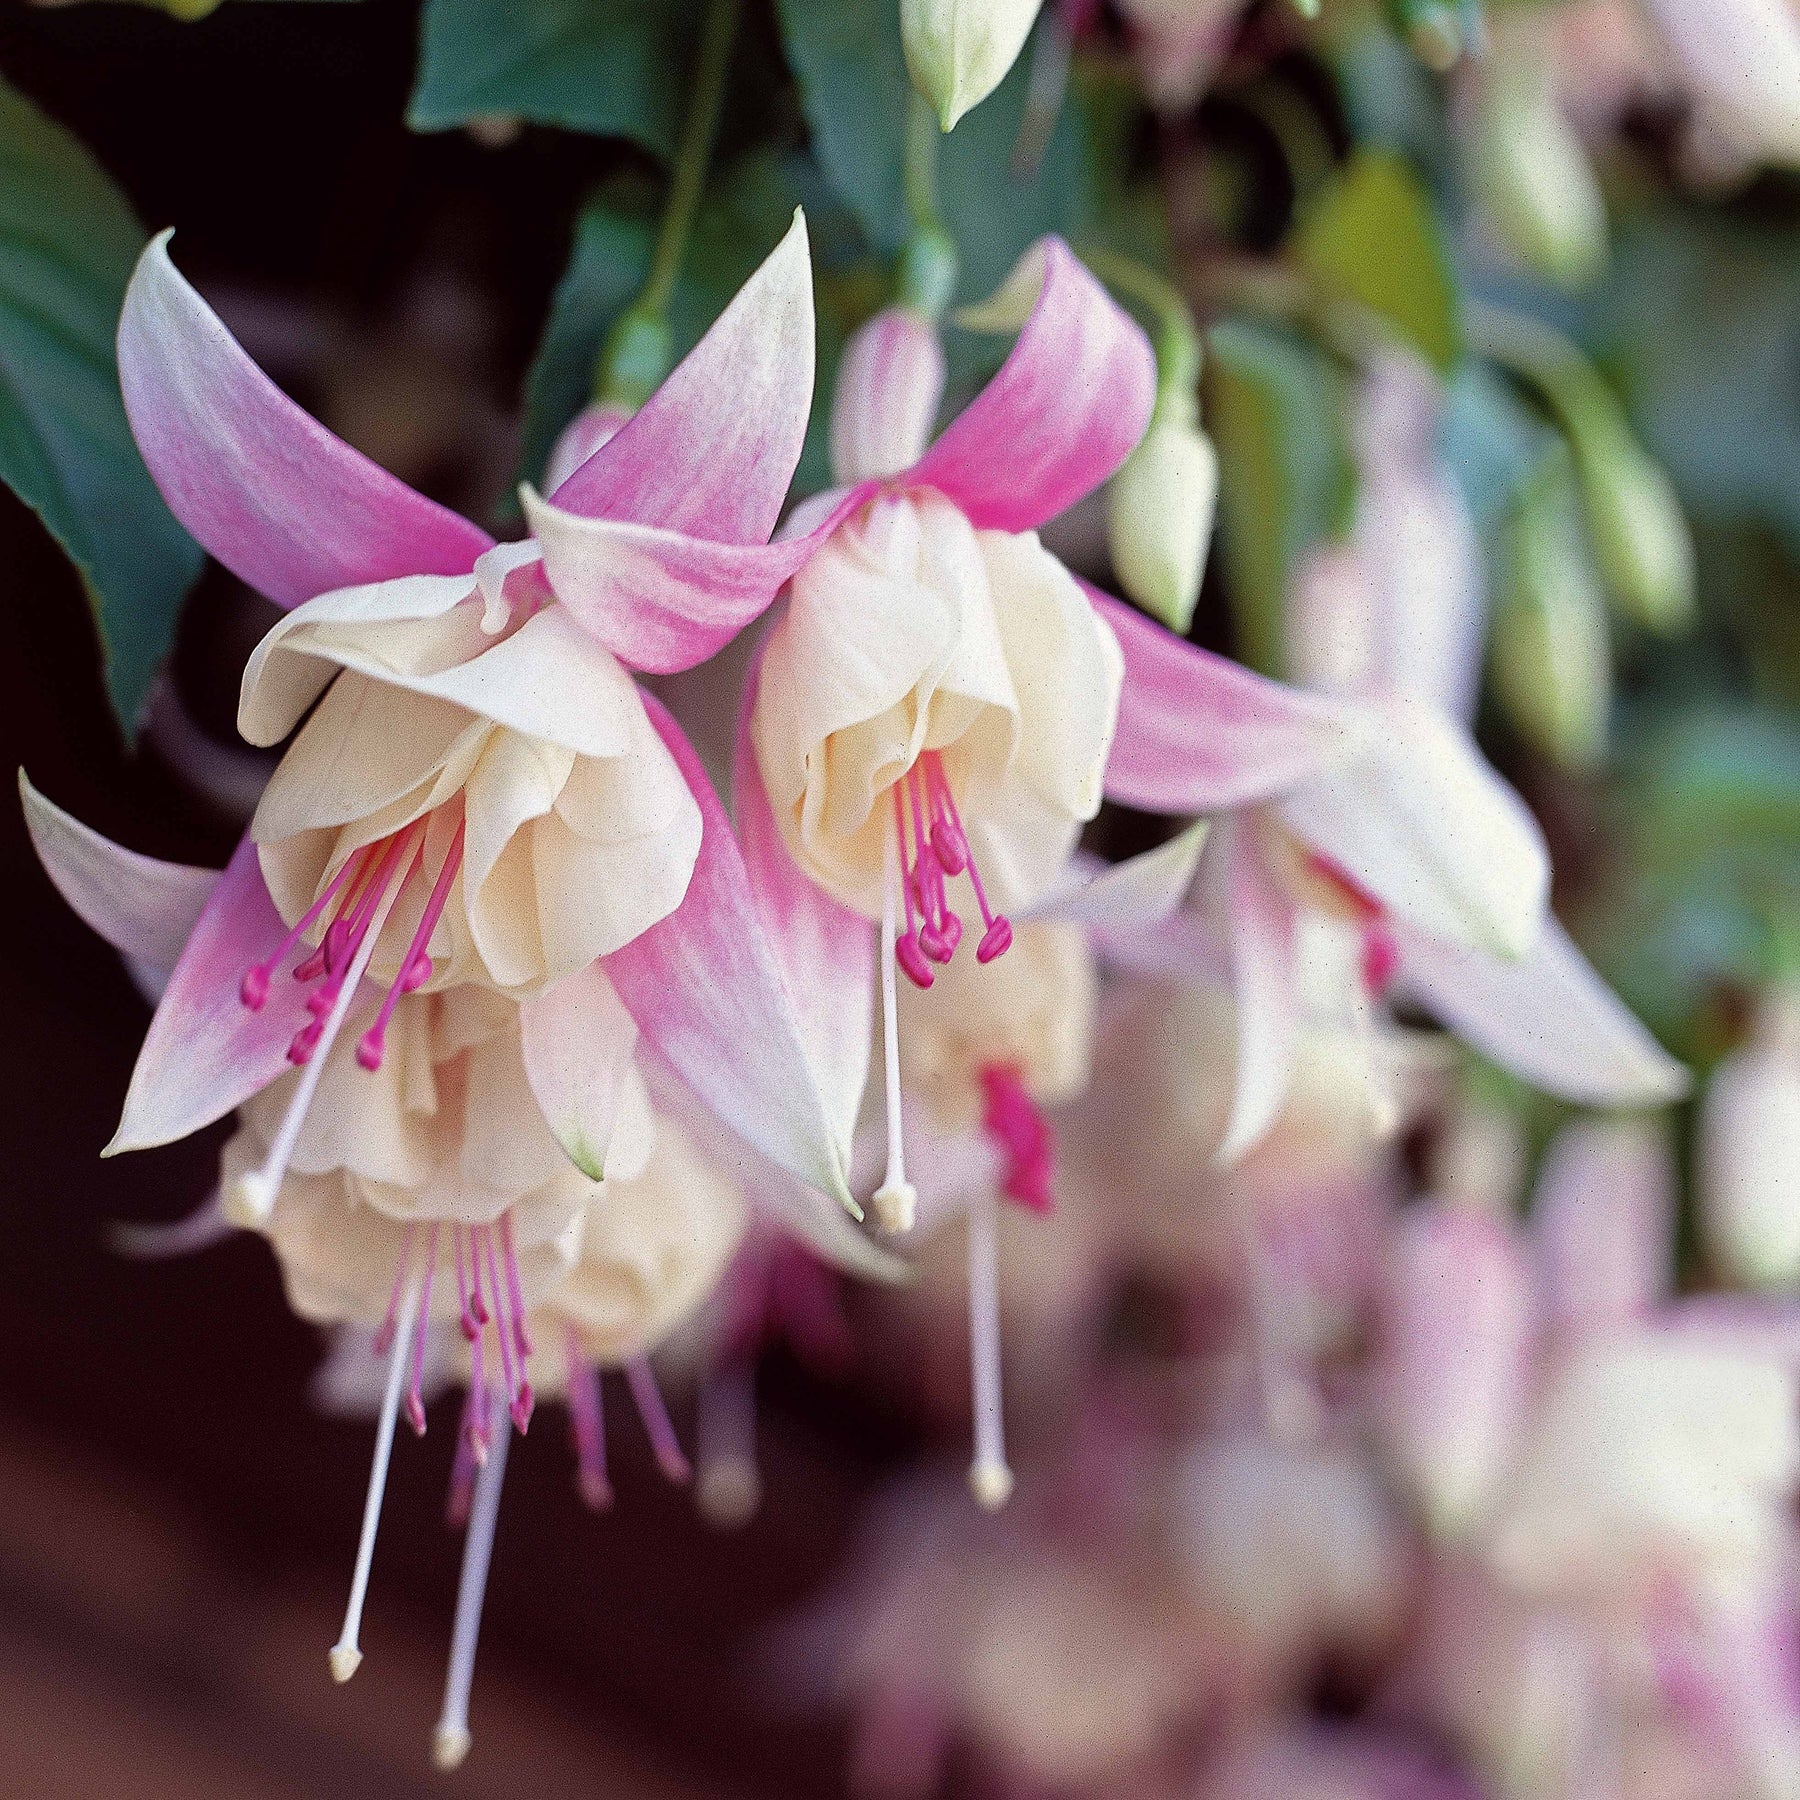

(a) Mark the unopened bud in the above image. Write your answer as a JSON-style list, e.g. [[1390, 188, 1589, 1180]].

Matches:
[[1700, 986, 1800, 1288], [1577, 436, 1696, 634], [1107, 407, 1218, 634], [543, 402, 634, 494], [1401, 0, 1463, 70], [1494, 458, 1613, 769], [1471, 50, 1608, 291], [830, 307, 947, 485], [902, 0, 1047, 131]]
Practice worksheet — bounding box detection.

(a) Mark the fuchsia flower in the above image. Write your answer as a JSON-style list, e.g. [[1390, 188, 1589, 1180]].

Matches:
[[47, 215, 860, 1220], [651, 238, 1355, 1243], [1143, 353, 1687, 1161]]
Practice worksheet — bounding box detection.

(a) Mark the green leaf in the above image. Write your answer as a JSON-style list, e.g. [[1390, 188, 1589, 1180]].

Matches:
[[776, 0, 1092, 304], [0, 77, 202, 734], [1205, 316, 1353, 677], [409, 0, 699, 156], [1294, 148, 1462, 371]]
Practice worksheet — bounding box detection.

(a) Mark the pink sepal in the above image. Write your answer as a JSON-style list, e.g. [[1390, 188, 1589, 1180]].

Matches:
[[118, 234, 491, 609], [905, 239, 1155, 533], [107, 834, 314, 1155], [545, 213, 815, 544], [601, 695, 857, 1211], [1089, 587, 1361, 814]]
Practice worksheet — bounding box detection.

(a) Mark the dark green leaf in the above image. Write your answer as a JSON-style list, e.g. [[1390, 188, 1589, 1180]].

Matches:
[[1206, 316, 1353, 677], [409, 0, 698, 156], [1294, 148, 1462, 371], [0, 77, 202, 733]]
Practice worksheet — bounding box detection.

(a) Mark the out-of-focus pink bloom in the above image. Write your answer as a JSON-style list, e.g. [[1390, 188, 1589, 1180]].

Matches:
[[1116, 0, 1243, 110], [1131, 353, 1686, 1161], [542, 400, 633, 494], [1378, 1201, 1536, 1540], [1641, 0, 1800, 169], [1700, 984, 1800, 1289]]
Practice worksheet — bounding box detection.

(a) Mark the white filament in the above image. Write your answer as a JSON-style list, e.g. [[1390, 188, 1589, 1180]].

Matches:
[[1350, 981, 1401, 1139], [873, 829, 916, 1234], [433, 1394, 512, 1771], [330, 1274, 421, 1683], [230, 874, 405, 1227], [967, 1192, 1013, 1510]]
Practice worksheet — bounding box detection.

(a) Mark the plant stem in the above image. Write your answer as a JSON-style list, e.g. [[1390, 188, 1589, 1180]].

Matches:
[[596, 0, 740, 405], [899, 90, 959, 321], [642, 0, 740, 321]]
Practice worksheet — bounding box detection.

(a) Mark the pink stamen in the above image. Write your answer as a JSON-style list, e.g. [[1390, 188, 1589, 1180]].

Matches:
[[498, 1213, 533, 1360], [979, 1064, 1055, 1214], [357, 824, 464, 1071], [466, 1312, 490, 1468], [480, 1224, 533, 1434], [453, 1227, 477, 1341], [406, 1222, 440, 1436], [891, 784, 934, 990], [373, 1225, 418, 1356], [923, 754, 969, 874], [1361, 922, 1399, 997], [446, 1389, 478, 1528], [926, 756, 1010, 961], [626, 1357, 691, 1484], [1304, 849, 1386, 925], [240, 849, 364, 1010], [565, 1331, 612, 1511]]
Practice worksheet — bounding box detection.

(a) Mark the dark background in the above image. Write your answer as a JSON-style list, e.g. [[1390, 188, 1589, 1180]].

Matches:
[[0, 2, 918, 1789]]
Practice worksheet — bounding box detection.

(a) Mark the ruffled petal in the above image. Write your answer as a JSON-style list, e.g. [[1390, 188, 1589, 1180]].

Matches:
[[518, 964, 643, 1181], [21, 772, 218, 973], [906, 239, 1156, 533], [1394, 914, 1691, 1107], [117, 234, 491, 609], [601, 695, 859, 1211], [546, 212, 816, 542], [522, 485, 866, 675], [734, 647, 873, 1165], [1089, 587, 1362, 814], [108, 834, 316, 1155]]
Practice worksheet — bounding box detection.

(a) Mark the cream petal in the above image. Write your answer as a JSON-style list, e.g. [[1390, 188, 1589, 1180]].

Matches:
[[980, 529, 1122, 822], [457, 1026, 576, 1198]]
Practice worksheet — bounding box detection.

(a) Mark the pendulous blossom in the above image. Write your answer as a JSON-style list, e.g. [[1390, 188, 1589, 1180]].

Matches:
[[673, 239, 1352, 1241], [28, 212, 864, 1216]]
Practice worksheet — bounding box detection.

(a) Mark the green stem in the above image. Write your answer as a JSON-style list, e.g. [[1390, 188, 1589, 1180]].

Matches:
[[1468, 300, 1633, 461], [1082, 246, 1203, 416], [899, 90, 959, 322], [596, 0, 740, 406]]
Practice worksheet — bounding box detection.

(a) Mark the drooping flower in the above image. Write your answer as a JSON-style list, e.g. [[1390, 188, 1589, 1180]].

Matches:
[[632, 240, 1355, 1238], [1140, 351, 1686, 1159], [40, 212, 861, 1216]]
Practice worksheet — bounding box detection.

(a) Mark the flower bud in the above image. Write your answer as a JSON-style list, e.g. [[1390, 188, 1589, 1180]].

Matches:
[[1470, 47, 1608, 292], [1700, 986, 1800, 1288], [1493, 458, 1613, 769], [1643, 0, 1800, 168], [902, 0, 1046, 131], [829, 307, 947, 485], [1577, 436, 1696, 634], [1106, 406, 1218, 634], [543, 402, 634, 494]]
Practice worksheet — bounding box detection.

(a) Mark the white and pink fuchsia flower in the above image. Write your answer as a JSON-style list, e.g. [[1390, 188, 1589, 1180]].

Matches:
[[24, 212, 865, 1229], [653, 237, 1359, 1245]]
